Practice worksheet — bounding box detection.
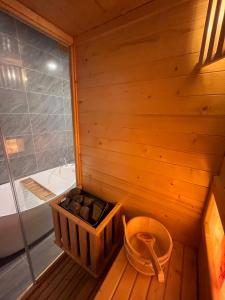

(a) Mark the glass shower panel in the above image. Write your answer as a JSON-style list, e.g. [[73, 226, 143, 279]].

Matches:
[[0, 8, 76, 288], [0, 129, 33, 300]]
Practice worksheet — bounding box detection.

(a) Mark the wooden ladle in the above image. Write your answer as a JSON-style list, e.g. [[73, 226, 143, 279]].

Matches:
[[136, 232, 165, 283]]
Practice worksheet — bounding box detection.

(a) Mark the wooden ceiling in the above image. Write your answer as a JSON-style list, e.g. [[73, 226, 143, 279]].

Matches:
[[17, 0, 152, 36]]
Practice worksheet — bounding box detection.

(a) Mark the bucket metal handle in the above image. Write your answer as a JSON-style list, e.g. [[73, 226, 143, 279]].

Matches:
[[122, 214, 127, 232]]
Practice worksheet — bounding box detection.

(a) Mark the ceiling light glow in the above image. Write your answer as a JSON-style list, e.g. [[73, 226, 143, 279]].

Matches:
[[47, 61, 57, 71]]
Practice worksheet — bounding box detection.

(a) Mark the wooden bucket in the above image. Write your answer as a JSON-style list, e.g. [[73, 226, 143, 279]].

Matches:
[[123, 215, 173, 276]]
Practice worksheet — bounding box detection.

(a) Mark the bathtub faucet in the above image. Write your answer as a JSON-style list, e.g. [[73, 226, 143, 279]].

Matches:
[[59, 157, 68, 167], [63, 157, 68, 166], [58, 157, 68, 175]]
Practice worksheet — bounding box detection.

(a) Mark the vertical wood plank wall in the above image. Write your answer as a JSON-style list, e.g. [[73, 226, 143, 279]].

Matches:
[[76, 0, 225, 246]]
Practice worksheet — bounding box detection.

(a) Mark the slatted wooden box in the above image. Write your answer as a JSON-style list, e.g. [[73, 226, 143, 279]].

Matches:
[[50, 195, 122, 278]]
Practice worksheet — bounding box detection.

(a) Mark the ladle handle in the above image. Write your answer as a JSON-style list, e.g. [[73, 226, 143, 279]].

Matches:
[[122, 215, 126, 232], [146, 242, 164, 283]]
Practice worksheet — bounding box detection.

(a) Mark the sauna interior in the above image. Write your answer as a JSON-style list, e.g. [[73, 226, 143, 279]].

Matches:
[[0, 0, 225, 299]]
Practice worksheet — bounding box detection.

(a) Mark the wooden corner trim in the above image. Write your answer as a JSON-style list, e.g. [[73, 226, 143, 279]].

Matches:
[[0, 0, 73, 46]]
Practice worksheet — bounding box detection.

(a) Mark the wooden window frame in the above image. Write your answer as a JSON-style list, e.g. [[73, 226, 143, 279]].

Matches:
[[199, 0, 225, 66]]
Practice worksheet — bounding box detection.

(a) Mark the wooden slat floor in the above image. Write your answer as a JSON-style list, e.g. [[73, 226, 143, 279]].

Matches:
[[19, 254, 104, 300], [95, 241, 198, 300], [20, 241, 197, 300]]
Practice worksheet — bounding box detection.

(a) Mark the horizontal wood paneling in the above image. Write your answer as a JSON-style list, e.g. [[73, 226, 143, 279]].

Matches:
[[77, 0, 225, 246], [81, 145, 211, 186], [81, 137, 222, 171], [82, 174, 201, 245]]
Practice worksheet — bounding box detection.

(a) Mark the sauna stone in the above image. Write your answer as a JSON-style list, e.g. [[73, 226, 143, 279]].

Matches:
[[72, 194, 83, 204], [79, 206, 90, 221], [70, 201, 81, 215], [60, 188, 113, 226], [83, 196, 94, 207]]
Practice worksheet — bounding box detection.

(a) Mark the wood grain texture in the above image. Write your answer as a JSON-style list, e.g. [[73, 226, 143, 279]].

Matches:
[[76, 0, 225, 246], [95, 242, 198, 300], [19, 253, 105, 300], [181, 247, 197, 300], [0, 0, 73, 45], [21, 178, 56, 200], [50, 196, 122, 277], [70, 41, 83, 188], [15, 0, 154, 36]]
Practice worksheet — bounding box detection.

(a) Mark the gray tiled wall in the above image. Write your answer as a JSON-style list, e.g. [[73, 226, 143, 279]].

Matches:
[[0, 11, 74, 184]]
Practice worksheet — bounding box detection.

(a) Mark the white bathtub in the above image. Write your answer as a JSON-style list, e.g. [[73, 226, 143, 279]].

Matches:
[[0, 164, 76, 258]]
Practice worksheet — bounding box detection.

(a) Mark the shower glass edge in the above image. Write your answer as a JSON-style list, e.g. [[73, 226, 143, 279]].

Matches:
[[0, 126, 36, 284]]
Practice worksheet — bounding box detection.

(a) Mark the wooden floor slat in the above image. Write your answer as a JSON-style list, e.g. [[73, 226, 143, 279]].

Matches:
[[69, 272, 96, 300], [29, 256, 72, 300], [47, 263, 80, 300], [20, 242, 197, 300], [33, 257, 74, 300], [56, 267, 86, 300], [19, 253, 103, 300]]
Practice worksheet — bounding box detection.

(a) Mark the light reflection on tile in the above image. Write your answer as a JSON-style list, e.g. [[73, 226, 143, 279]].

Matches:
[[5, 135, 34, 159], [0, 33, 21, 66], [20, 43, 63, 78], [0, 64, 25, 90]]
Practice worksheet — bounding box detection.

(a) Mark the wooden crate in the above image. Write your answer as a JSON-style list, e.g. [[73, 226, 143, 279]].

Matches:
[[50, 195, 122, 278]]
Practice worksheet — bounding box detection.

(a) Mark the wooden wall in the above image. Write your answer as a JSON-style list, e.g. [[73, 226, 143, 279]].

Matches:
[[76, 0, 225, 247]]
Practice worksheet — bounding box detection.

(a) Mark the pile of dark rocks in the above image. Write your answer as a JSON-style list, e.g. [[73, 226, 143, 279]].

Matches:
[[60, 188, 113, 227]]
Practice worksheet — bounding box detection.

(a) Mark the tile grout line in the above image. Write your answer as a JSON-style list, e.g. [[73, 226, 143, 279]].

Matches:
[[0, 13, 74, 184], [15, 22, 39, 174], [0, 28, 70, 82]]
